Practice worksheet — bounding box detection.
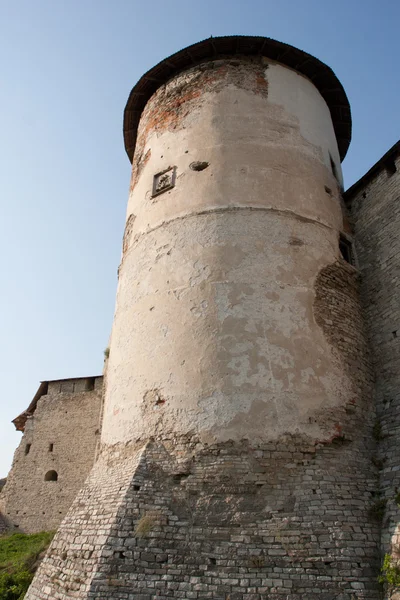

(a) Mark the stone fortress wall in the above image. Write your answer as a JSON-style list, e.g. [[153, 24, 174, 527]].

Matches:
[[0, 376, 103, 533], [24, 36, 387, 600], [345, 143, 400, 567]]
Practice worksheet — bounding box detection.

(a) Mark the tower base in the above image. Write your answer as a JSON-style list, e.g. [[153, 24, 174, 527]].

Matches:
[[26, 434, 381, 599]]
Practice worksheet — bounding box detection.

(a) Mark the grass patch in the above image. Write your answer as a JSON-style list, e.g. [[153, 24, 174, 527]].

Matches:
[[0, 531, 54, 599], [135, 513, 160, 539]]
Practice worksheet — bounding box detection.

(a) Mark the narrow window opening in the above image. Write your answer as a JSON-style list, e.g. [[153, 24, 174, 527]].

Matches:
[[49, 443, 54, 452], [339, 233, 354, 265], [330, 154, 339, 183], [44, 470, 58, 482], [172, 473, 189, 483], [385, 159, 397, 176], [85, 377, 95, 391], [25, 444, 31, 456], [133, 485, 141, 491], [393, 331, 398, 339]]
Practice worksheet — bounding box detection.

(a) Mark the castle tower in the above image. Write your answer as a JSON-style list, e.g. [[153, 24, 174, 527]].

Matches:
[[26, 36, 381, 600]]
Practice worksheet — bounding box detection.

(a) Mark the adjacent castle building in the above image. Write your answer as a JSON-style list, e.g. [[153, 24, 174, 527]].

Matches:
[[0, 376, 103, 533], [1, 35, 399, 599]]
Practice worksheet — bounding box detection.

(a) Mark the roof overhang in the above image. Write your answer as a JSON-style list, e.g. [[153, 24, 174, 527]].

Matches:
[[12, 381, 49, 432], [12, 375, 103, 432], [123, 35, 351, 163]]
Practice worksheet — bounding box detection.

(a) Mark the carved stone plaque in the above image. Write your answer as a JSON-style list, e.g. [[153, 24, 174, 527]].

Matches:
[[152, 166, 176, 197]]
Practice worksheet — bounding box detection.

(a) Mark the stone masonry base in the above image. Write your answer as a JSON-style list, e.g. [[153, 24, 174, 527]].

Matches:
[[26, 435, 381, 599]]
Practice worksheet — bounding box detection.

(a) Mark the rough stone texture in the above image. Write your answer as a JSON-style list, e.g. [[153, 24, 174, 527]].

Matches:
[[314, 260, 373, 408], [1, 377, 103, 533], [0, 479, 8, 533], [346, 152, 400, 594], [0, 512, 7, 534], [27, 435, 381, 600]]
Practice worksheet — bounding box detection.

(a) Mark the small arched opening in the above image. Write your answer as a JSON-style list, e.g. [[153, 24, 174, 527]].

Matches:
[[44, 470, 58, 482]]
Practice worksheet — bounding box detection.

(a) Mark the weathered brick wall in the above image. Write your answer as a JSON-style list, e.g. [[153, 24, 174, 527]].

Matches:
[[26, 262, 381, 596], [347, 155, 400, 585], [24, 254, 383, 598], [1, 377, 103, 533], [23, 255, 383, 600], [26, 432, 381, 600]]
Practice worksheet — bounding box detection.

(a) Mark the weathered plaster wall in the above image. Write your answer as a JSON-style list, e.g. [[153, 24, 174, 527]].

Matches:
[[266, 62, 343, 185], [1, 377, 103, 533], [126, 59, 342, 239], [347, 155, 400, 572], [103, 58, 348, 446]]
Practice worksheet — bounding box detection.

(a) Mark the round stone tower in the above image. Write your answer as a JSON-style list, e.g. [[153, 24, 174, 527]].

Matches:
[[104, 37, 349, 446], [26, 37, 382, 600]]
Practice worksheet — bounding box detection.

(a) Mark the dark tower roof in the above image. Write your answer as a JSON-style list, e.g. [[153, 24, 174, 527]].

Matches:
[[123, 35, 351, 163]]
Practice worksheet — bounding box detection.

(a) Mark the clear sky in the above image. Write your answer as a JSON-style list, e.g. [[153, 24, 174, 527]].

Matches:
[[0, 0, 398, 476]]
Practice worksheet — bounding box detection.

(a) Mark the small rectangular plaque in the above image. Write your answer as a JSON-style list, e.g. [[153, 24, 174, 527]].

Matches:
[[152, 166, 176, 198]]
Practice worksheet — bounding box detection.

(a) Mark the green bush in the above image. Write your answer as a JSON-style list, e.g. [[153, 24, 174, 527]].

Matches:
[[0, 532, 54, 600], [378, 553, 400, 589], [0, 571, 33, 600]]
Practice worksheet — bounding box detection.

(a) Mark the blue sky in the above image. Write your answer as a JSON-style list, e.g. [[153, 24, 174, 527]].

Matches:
[[0, 0, 398, 476]]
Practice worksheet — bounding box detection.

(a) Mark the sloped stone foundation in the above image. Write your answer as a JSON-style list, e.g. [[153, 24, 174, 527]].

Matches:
[[25, 442, 147, 599], [27, 433, 382, 600]]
